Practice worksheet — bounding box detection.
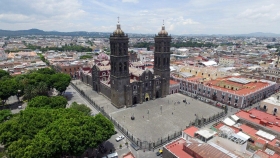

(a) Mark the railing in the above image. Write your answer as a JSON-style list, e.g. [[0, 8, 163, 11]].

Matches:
[[71, 81, 225, 151]]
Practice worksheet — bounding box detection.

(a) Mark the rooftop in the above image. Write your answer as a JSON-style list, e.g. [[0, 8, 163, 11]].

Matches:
[[183, 126, 199, 137], [206, 77, 271, 95], [235, 109, 280, 133], [164, 138, 193, 158]]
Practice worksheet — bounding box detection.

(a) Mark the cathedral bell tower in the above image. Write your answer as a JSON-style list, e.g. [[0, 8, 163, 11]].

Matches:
[[110, 18, 130, 108], [154, 21, 172, 97]]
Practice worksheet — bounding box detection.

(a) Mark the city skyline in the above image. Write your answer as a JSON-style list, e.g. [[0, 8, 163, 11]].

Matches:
[[0, 0, 280, 35]]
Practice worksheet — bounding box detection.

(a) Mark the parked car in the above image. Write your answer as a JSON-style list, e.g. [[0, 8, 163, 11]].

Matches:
[[115, 135, 124, 142], [156, 149, 163, 156]]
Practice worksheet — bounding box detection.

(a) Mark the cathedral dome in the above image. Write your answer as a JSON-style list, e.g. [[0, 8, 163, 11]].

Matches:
[[113, 23, 124, 36], [158, 24, 168, 36]]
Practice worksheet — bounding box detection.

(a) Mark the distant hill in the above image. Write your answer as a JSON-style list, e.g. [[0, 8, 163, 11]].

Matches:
[[0, 29, 279, 37], [0, 29, 111, 37]]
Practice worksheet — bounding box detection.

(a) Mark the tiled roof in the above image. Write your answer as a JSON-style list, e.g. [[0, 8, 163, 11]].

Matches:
[[183, 126, 199, 137], [165, 138, 193, 158], [170, 80, 179, 85], [235, 109, 280, 133]]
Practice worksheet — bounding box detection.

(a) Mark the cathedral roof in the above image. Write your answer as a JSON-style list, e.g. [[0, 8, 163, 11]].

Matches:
[[158, 21, 168, 36], [113, 18, 125, 36]]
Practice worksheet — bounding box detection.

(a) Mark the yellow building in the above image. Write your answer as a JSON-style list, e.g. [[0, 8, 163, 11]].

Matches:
[[219, 57, 236, 66], [179, 66, 228, 80]]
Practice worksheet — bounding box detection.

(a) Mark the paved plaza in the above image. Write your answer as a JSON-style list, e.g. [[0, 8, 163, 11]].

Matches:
[[73, 80, 223, 142]]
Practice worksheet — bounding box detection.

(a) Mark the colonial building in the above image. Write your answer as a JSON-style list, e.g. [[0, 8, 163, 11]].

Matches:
[[81, 21, 172, 108], [172, 75, 276, 108]]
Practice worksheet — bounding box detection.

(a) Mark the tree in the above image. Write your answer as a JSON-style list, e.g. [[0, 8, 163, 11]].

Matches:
[[0, 110, 12, 123], [0, 108, 114, 158], [36, 68, 56, 75], [28, 96, 67, 109], [0, 78, 17, 105], [70, 102, 91, 115], [27, 96, 50, 108], [0, 69, 10, 79], [51, 73, 71, 94], [24, 85, 37, 101], [49, 96, 67, 109]]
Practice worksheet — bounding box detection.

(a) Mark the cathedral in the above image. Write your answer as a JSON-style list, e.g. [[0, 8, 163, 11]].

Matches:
[[82, 20, 172, 108]]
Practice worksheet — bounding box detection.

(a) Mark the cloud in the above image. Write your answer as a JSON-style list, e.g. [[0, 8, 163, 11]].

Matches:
[[0, 0, 280, 34], [0, 14, 34, 23], [237, 4, 276, 19], [122, 0, 139, 3]]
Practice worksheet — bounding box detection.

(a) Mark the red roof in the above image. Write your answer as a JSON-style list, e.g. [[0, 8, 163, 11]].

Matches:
[[205, 77, 270, 95], [165, 138, 193, 158], [183, 126, 199, 137], [235, 109, 280, 133], [170, 80, 179, 85]]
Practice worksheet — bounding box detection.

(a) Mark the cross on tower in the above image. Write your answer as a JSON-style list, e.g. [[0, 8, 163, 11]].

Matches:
[[163, 19, 164, 25], [118, 17, 119, 23]]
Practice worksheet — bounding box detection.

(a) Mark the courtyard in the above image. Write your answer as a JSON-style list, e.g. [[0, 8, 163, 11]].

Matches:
[[73, 80, 224, 143]]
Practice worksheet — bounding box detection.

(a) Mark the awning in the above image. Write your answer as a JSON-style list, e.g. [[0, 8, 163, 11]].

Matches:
[[236, 132, 250, 141], [223, 117, 236, 126]]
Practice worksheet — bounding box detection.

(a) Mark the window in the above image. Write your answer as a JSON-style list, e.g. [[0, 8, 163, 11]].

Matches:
[[133, 85, 137, 90], [263, 105, 267, 110], [145, 76, 148, 80], [274, 108, 278, 113], [145, 83, 148, 87], [102, 72, 106, 76]]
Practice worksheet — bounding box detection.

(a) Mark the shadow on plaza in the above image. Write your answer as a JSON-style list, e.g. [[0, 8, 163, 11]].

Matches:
[[0, 101, 24, 110], [64, 91, 74, 101]]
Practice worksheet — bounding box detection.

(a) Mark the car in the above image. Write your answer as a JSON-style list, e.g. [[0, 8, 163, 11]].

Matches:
[[18, 106, 22, 109], [156, 149, 163, 156], [115, 135, 124, 142]]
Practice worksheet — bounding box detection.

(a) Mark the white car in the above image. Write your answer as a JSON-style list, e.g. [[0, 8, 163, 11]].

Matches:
[[115, 135, 124, 142]]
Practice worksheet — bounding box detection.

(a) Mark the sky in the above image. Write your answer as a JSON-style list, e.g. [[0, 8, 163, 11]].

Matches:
[[0, 0, 280, 35]]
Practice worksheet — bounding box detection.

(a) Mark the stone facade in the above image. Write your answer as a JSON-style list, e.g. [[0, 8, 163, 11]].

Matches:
[[87, 22, 172, 108]]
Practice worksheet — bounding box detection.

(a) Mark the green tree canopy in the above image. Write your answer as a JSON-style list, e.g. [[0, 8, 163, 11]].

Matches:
[[0, 69, 10, 79], [51, 73, 71, 94], [0, 78, 18, 105], [28, 96, 67, 109], [36, 68, 56, 75], [0, 108, 114, 158], [0, 110, 12, 123], [70, 102, 91, 115]]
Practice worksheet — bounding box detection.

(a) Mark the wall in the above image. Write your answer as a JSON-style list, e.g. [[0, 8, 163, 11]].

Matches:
[[162, 147, 178, 158], [100, 83, 111, 100]]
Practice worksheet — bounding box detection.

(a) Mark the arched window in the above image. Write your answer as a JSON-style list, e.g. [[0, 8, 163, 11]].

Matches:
[[158, 58, 160, 66], [119, 62, 122, 72]]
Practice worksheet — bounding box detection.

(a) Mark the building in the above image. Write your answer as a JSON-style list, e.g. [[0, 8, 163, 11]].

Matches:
[[163, 137, 243, 158], [260, 92, 280, 116], [0, 48, 7, 61], [54, 62, 82, 78], [81, 21, 172, 108], [172, 75, 276, 108], [219, 56, 236, 66]]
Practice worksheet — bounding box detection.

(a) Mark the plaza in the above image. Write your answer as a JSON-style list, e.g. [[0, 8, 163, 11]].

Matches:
[[73, 80, 223, 142]]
